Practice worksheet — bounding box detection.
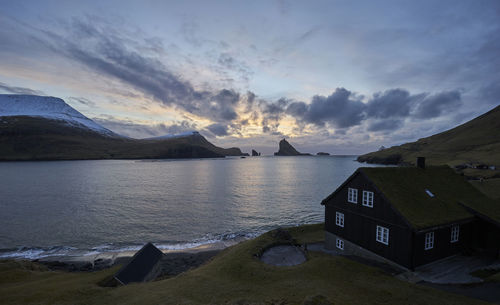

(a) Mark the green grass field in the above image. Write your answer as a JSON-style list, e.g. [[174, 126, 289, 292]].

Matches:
[[0, 224, 488, 305], [470, 178, 500, 199]]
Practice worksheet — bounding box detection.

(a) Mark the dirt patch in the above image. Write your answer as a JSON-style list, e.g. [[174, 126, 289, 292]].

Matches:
[[260, 245, 306, 266]]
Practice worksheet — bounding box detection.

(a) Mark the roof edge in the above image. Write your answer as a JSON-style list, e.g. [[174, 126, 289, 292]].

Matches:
[[458, 202, 500, 228], [321, 169, 362, 205]]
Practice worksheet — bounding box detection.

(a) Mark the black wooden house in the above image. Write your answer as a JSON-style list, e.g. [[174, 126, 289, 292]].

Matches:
[[321, 160, 500, 270]]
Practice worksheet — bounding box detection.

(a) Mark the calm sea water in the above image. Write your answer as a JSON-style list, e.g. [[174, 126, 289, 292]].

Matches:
[[0, 156, 383, 258]]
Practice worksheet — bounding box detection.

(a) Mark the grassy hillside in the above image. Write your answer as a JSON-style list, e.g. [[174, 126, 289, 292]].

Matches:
[[0, 116, 246, 160], [470, 178, 500, 199], [357, 105, 500, 166], [0, 224, 486, 305]]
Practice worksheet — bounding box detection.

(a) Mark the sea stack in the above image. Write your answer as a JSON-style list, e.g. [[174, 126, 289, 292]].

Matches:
[[274, 139, 310, 156], [252, 149, 261, 156]]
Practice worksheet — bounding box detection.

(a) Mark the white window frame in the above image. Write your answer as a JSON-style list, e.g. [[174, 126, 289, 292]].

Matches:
[[336, 238, 344, 250], [425, 232, 434, 250], [348, 188, 358, 204], [451, 225, 459, 243], [376, 225, 389, 245], [335, 212, 344, 227], [362, 191, 374, 207]]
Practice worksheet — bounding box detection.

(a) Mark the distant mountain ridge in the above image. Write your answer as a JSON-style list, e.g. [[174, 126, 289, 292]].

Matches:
[[274, 139, 310, 156], [0, 94, 246, 160], [357, 105, 500, 166]]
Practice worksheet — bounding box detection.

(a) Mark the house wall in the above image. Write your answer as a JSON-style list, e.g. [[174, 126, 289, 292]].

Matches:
[[413, 221, 475, 267], [324, 172, 414, 269], [325, 231, 408, 271], [471, 220, 500, 257]]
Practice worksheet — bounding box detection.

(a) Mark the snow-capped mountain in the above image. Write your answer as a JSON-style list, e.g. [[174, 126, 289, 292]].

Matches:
[[0, 94, 247, 160], [0, 95, 117, 137]]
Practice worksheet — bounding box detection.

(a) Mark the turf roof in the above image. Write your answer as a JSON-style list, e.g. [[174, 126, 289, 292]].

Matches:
[[358, 166, 500, 230]]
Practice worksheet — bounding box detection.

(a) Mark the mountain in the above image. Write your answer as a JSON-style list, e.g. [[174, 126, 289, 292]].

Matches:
[[274, 139, 310, 156], [357, 105, 500, 166], [0, 95, 247, 160]]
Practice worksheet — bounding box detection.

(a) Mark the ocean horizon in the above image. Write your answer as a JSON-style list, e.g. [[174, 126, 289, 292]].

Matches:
[[0, 156, 384, 259]]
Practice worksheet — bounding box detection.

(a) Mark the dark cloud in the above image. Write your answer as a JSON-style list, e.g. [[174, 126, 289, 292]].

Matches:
[[367, 119, 404, 132], [263, 98, 289, 115], [290, 88, 366, 128], [205, 123, 228, 136], [366, 89, 414, 118], [413, 90, 462, 119], [260, 98, 290, 133], [285, 101, 307, 117], [0, 82, 44, 95]]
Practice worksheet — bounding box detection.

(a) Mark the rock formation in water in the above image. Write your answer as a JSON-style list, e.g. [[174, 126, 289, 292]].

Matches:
[[274, 139, 310, 156], [252, 149, 261, 156]]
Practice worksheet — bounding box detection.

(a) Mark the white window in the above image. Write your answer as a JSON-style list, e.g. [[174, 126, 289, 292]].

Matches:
[[451, 225, 459, 243], [425, 232, 434, 250], [335, 212, 344, 227], [348, 188, 358, 204], [376, 225, 389, 245], [362, 191, 374, 207], [336, 238, 344, 250]]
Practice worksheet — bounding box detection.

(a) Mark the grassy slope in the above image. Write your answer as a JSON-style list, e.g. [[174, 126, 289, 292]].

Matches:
[[0, 224, 487, 305], [357, 105, 500, 166], [470, 178, 500, 199]]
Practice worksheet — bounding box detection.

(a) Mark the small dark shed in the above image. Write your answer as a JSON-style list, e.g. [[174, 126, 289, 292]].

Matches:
[[321, 162, 500, 270], [114, 243, 164, 285]]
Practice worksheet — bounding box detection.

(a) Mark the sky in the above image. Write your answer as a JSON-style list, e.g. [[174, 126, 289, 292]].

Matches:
[[0, 0, 499, 154]]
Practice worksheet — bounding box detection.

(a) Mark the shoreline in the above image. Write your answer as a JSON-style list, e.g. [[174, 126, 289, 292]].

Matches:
[[24, 238, 245, 272]]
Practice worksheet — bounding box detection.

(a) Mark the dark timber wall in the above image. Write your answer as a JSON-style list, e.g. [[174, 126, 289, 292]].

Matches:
[[412, 221, 474, 267], [324, 171, 414, 269]]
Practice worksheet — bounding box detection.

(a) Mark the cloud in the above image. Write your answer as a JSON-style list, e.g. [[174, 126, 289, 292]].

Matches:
[[478, 81, 500, 105], [413, 90, 462, 119], [366, 89, 414, 118], [68, 96, 96, 107], [288, 88, 366, 128], [205, 123, 228, 136], [93, 115, 197, 139], [367, 119, 404, 132], [0, 82, 45, 95], [21, 17, 256, 127]]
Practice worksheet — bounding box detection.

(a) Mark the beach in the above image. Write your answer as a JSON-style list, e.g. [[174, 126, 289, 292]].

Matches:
[[33, 240, 237, 275]]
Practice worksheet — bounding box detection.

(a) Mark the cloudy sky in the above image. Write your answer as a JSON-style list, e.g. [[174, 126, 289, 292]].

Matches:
[[1, 0, 499, 154]]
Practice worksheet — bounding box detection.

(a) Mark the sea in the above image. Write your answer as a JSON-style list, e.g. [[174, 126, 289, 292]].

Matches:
[[0, 156, 384, 259]]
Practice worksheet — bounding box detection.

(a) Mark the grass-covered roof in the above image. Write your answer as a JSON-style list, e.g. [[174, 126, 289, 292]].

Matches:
[[359, 166, 500, 230]]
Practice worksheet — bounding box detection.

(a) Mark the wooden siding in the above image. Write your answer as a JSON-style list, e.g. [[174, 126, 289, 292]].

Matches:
[[324, 172, 414, 268], [412, 222, 474, 267]]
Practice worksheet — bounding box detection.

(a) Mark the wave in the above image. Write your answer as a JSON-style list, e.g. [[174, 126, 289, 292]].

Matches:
[[0, 232, 260, 260]]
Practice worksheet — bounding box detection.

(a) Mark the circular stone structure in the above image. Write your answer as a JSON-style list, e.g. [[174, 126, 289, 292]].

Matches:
[[260, 245, 306, 266]]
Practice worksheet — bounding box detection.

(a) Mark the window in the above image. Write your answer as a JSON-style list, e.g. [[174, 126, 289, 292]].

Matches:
[[362, 191, 374, 207], [425, 232, 434, 250], [348, 188, 358, 203], [335, 212, 344, 227], [336, 238, 344, 250], [376, 225, 389, 245], [451, 225, 459, 243]]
